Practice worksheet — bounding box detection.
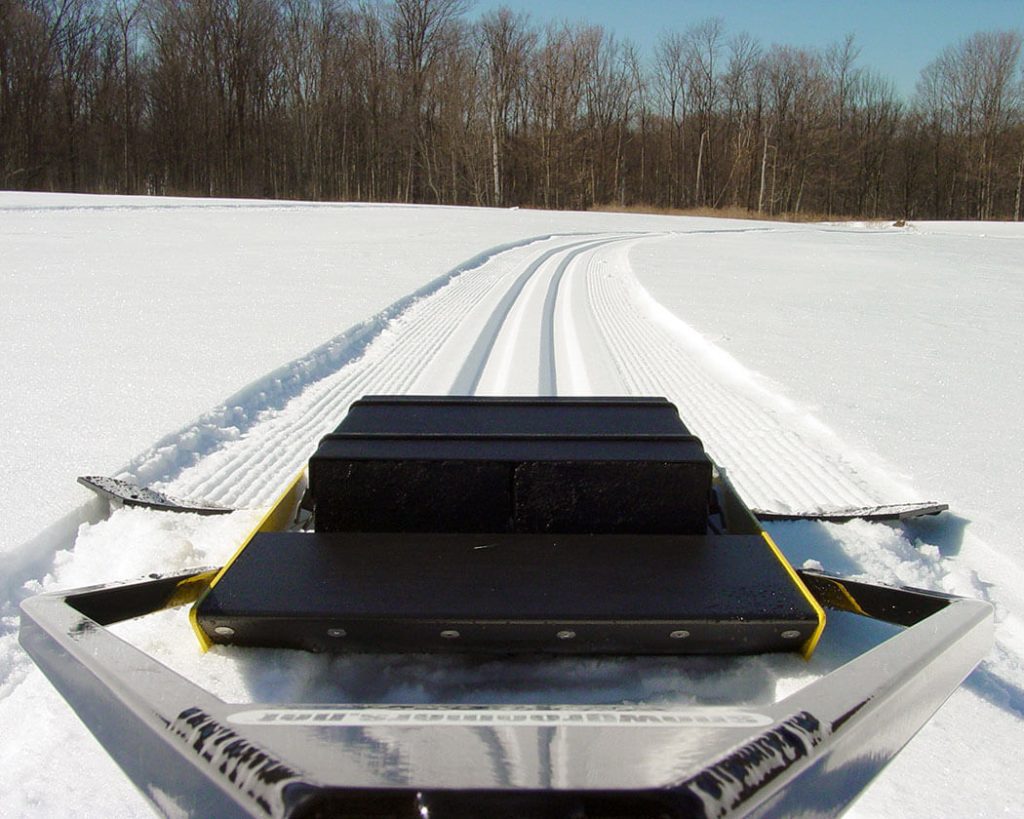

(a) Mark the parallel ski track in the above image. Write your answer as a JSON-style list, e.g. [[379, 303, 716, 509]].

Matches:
[[169, 235, 624, 506], [449, 236, 622, 395], [470, 236, 630, 395], [164, 230, 887, 513]]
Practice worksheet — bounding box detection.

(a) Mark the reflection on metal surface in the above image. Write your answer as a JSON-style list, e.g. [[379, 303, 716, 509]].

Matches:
[[682, 711, 825, 816], [228, 706, 775, 729], [170, 707, 301, 817]]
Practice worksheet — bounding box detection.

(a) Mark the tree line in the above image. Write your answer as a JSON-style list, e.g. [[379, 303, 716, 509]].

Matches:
[[2, 0, 1023, 219]]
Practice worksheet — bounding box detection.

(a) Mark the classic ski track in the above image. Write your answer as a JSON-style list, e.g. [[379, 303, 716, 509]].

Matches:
[[540, 241, 626, 395], [552, 251, 622, 395], [168, 235, 622, 506], [448, 236, 621, 395], [163, 229, 891, 513], [472, 236, 631, 395], [181, 281, 489, 503], [460, 229, 883, 511]]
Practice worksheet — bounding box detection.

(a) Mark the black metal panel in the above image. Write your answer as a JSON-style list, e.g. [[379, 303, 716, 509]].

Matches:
[[196, 531, 819, 655], [337, 395, 691, 436], [311, 435, 707, 462], [313, 459, 513, 533], [313, 456, 708, 535], [287, 785, 695, 819]]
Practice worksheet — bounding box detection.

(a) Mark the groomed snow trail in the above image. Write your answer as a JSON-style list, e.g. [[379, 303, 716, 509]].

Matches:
[[3, 226, 915, 705], [4, 201, 1020, 819], [145, 230, 899, 515]]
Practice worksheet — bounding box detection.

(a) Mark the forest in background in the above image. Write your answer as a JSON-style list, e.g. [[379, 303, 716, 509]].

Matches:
[[2, 0, 1023, 219]]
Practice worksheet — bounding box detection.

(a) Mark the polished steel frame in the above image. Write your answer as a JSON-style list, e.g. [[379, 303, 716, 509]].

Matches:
[[20, 567, 991, 818]]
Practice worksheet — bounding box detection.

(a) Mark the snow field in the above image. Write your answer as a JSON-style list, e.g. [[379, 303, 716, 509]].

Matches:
[[1, 194, 1022, 816], [629, 225, 1024, 816]]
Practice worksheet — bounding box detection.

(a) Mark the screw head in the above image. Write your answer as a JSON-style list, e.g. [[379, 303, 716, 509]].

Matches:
[[326, 628, 347, 638], [669, 630, 690, 639], [214, 626, 235, 637], [556, 630, 576, 640], [781, 630, 802, 640], [440, 630, 461, 639]]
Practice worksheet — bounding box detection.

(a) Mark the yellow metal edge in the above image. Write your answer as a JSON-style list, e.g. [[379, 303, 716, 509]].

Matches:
[[760, 531, 827, 659], [189, 600, 215, 651], [166, 569, 220, 610], [815, 576, 870, 617], [188, 469, 307, 651]]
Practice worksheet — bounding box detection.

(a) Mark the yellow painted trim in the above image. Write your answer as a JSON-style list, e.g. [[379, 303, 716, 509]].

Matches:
[[188, 470, 307, 651], [760, 531, 827, 659], [189, 597, 215, 651], [166, 569, 220, 610], [820, 577, 870, 617]]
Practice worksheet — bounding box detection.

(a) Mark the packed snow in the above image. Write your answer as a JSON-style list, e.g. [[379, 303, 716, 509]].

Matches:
[[1, 192, 1022, 817]]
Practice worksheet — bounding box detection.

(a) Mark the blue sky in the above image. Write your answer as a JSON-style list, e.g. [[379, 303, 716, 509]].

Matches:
[[470, 0, 1024, 98]]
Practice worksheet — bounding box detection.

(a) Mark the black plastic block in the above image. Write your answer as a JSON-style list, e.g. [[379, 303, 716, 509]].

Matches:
[[314, 459, 511, 533], [309, 396, 712, 535], [514, 461, 708, 534]]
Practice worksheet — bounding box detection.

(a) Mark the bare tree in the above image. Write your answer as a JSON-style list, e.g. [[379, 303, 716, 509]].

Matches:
[[919, 30, 1024, 217], [387, 0, 467, 201], [653, 30, 689, 206], [109, 0, 142, 191], [478, 5, 533, 205], [686, 18, 723, 207], [0, 0, 1020, 219]]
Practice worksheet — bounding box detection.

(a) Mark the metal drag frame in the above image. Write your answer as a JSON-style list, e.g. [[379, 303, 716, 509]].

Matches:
[[20, 564, 992, 818]]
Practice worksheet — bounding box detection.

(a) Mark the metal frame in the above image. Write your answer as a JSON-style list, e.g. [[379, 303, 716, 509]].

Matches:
[[20, 568, 991, 818]]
